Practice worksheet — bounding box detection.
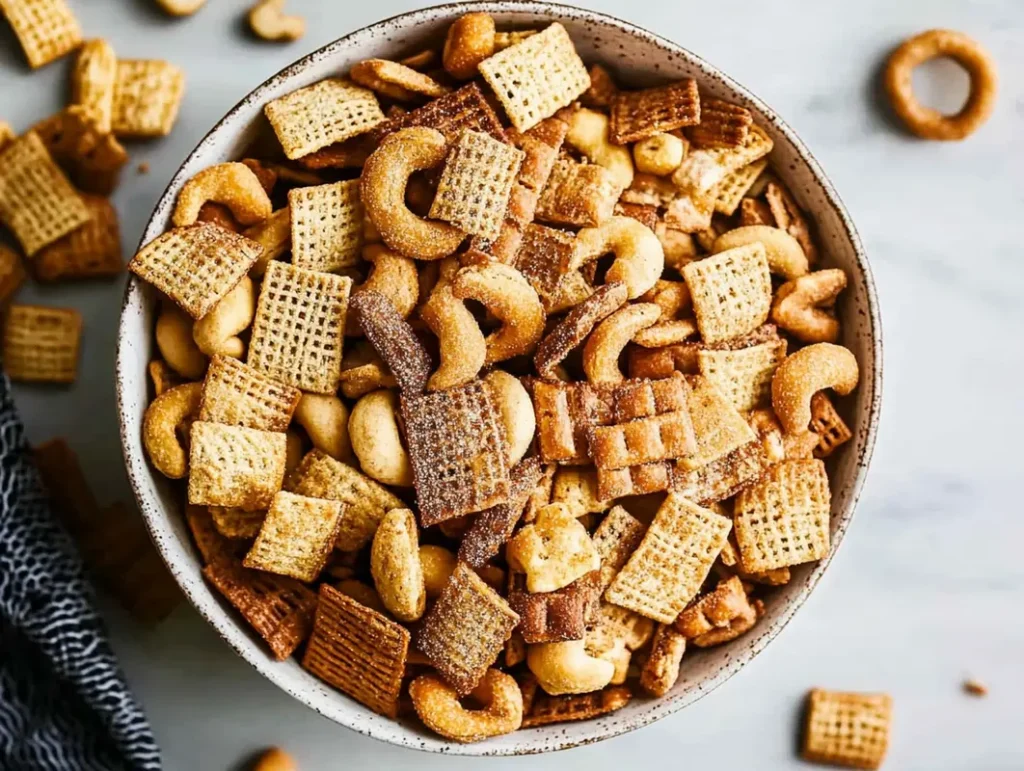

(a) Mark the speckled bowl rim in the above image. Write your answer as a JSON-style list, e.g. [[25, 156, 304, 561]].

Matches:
[[116, 1, 882, 756]]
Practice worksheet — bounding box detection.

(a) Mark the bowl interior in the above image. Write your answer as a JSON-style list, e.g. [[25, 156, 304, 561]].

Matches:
[[116, 2, 880, 756]]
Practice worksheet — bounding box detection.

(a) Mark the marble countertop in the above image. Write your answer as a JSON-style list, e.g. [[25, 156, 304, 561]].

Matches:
[[2, 0, 1021, 768]]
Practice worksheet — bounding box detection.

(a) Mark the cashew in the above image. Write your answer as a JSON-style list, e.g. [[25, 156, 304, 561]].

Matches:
[[142, 382, 202, 478], [633, 132, 685, 176], [192, 276, 255, 358], [173, 163, 273, 228], [156, 304, 208, 379], [639, 279, 691, 320], [248, 0, 305, 42], [507, 503, 600, 593], [582, 303, 661, 384], [572, 216, 664, 300], [348, 389, 412, 486], [483, 370, 535, 466], [451, 263, 545, 365], [713, 225, 808, 280], [419, 544, 457, 599], [772, 268, 848, 343], [155, 0, 206, 16], [772, 343, 860, 435], [442, 12, 496, 80], [346, 244, 419, 335], [565, 108, 634, 191], [526, 639, 615, 696], [409, 669, 522, 743], [360, 128, 465, 260], [371, 508, 425, 622], [421, 257, 487, 391], [293, 393, 352, 464]]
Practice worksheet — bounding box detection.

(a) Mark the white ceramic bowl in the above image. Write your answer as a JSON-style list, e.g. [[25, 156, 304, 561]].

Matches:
[[116, 2, 882, 756]]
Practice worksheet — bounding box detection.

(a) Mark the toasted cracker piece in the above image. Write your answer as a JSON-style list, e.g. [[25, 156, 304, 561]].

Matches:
[[111, 60, 184, 138], [536, 158, 619, 228], [265, 79, 384, 160], [204, 559, 317, 659], [514, 223, 577, 304], [530, 379, 613, 465], [417, 562, 519, 695], [809, 392, 853, 458], [349, 290, 430, 394], [550, 467, 607, 519], [0, 0, 81, 68], [765, 181, 818, 265], [72, 39, 116, 132], [739, 197, 775, 227], [337, 340, 397, 399], [32, 106, 128, 196], [187, 421, 287, 511], [0, 245, 26, 305], [682, 243, 772, 344], [3, 304, 82, 383], [187, 504, 246, 565], [243, 491, 342, 582], [508, 570, 599, 644], [581, 63, 618, 108], [129, 223, 262, 319], [803, 689, 893, 770], [429, 130, 524, 240], [534, 282, 627, 379], [288, 180, 364, 273], [680, 375, 757, 471], [712, 158, 767, 216], [401, 379, 510, 526], [596, 462, 674, 500], [302, 584, 409, 716], [209, 506, 265, 540], [698, 338, 787, 412], [285, 449, 404, 551], [591, 505, 645, 591], [672, 124, 773, 195], [522, 684, 631, 728], [33, 193, 122, 282], [247, 261, 351, 394], [478, 23, 589, 132], [458, 457, 544, 568], [0, 132, 90, 256], [734, 459, 830, 573], [687, 98, 752, 149], [610, 80, 700, 144], [606, 494, 732, 623], [198, 355, 300, 432]]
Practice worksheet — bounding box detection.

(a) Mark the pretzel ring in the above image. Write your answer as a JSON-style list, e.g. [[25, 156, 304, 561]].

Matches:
[[409, 669, 522, 743], [772, 268, 848, 343], [884, 29, 997, 141], [172, 163, 273, 228], [572, 216, 664, 299], [583, 303, 661, 383], [420, 257, 486, 391], [346, 245, 420, 335], [451, 263, 545, 365], [193, 276, 255, 358], [713, 226, 808, 280], [526, 639, 616, 696], [156, 304, 207, 379], [293, 393, 353, 464], [772, 343, 859, 435], [370, 508, 425, 622], [442, 12, 496, 80], [361, 128, 465, 260], [143, 382, 202, 479]]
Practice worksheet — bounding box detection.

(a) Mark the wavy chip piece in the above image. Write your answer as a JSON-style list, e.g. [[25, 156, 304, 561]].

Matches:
[[289, 180, 364, 273], [198, 355, 301, 432], [0, 0, 81, 68], [803, 689, 893, 770], [187, 421, 287, 511], [243, 491, 342, 582], [34, 193, 122, 282], [3, 304, 82, 383]]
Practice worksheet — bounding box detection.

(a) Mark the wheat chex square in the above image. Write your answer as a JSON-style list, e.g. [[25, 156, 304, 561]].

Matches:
[[3, 304, 82, 383], [478, 23, 590, 132], [610, 79, 700, 144], [198, 355, 301, 432], [591, 505, 645, 591], [34, 193, 122, 282], [734, 459, 831, 573], [536, 159, 620, 228], [697, 337, 787, 412], [187, 421, 287, 511], [0, 0, 81, 69], [679, 375, 757, 470], [289, 180, 364, 273], [302, 583, 410, 717], [803, 689, 893, 770], [31, 106, 128, 196], [243, 491, 342, 582], [712, 158, 768, 216], [265, 79, 385, 160], [246, 261, 351, 394], [810, 392, 853, 458], [111, 60, 185, 138], [687, 98, 753, 149], [522, 686, 632, 728], [375, 82, 508, 146], [0, 132, 91, 256], [605, 493, 732, 623], [682, 243, 772, 344], [514, 223, 576, 300]]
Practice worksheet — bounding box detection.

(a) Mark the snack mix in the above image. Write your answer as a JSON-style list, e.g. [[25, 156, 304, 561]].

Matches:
[[130, 14, 865, 745]]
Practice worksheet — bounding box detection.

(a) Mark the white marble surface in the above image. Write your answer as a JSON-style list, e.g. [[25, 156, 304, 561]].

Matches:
[[2, 0, 1022, 768]]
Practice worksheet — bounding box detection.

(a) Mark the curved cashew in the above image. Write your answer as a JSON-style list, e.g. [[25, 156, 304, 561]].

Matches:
[[566, 108, 634, 191], [248, 0, 304, 41], [484, 370, 535, 466], [156, 304, 208, 379], [526, 639, 616, 696], [772, 343, 860, 435], [633, 132, 685, 177], [421, 258, 487, 391], [346, 245, 419, 336], [409, 670, 522, 743], [351, 59, 448, 102], [572, 216, 664, 300], [348, 389, 413, 486], [173, 163, 273, 228], [507, 503, 600, 593], [582, 303, 661, 383], [155, 0, 206, 16], [192, 276, 255, 358], [360, 128, 465, 260], [631, 317, 698, 348], [451, 263, 545, 365], [371, 508, 425, 622], [142, 382, 202, 478], [293, 393, 352, 464], [713, 225, 808, 280], [419, 544, 457, 599], [772, 268, 848, 343], [442, 12, 496, 80]]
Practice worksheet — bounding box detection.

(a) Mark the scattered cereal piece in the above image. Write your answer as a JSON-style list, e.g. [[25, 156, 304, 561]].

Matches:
[[111, 60, 185, 138], [3, 304, 82, 383], [802, 689, 892, 770], [0, 245, 26, 305], [33, 194, 122, 282], [0, 0, 81, 69]]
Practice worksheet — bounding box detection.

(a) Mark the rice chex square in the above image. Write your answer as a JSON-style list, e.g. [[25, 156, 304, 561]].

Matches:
[[682, 243, 772, 344], [199, 355, 301, 432], [289, 180, 364, 273], [243, 491, 342, 582], [187, 421, 287, 511], [3, 304, 82, 383], [111, 60, 185, 138]]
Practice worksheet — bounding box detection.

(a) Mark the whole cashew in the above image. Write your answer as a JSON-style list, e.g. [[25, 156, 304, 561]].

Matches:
[[572, 216, 664, 300], [156, 304, 208, 379], [192, 276, 255, 358], [348, 389, 413, 486], [293, 393, 353, 464], [772, 268, 848, 343], [566, 109, 635, 191], [409, 669, 522, 743], [582, 303, 661, 383], [143, 382, 202, 478], [248, 0, 305, 42], [420, 257, 487, 391], [442, 12, 496, 80], [155, 0, 206, 16], [772, 343, 860, 435], [483, 370, 535, 466], [370, 508, 425, 622], [360, 128, 465, 260], [419, 544, 457, 599], [526, 639, 616, 696], [346, 245, 419, 336], [451, 263, 545, 365], [713, 225, 809, 280], [173, 163, 273, 228]]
